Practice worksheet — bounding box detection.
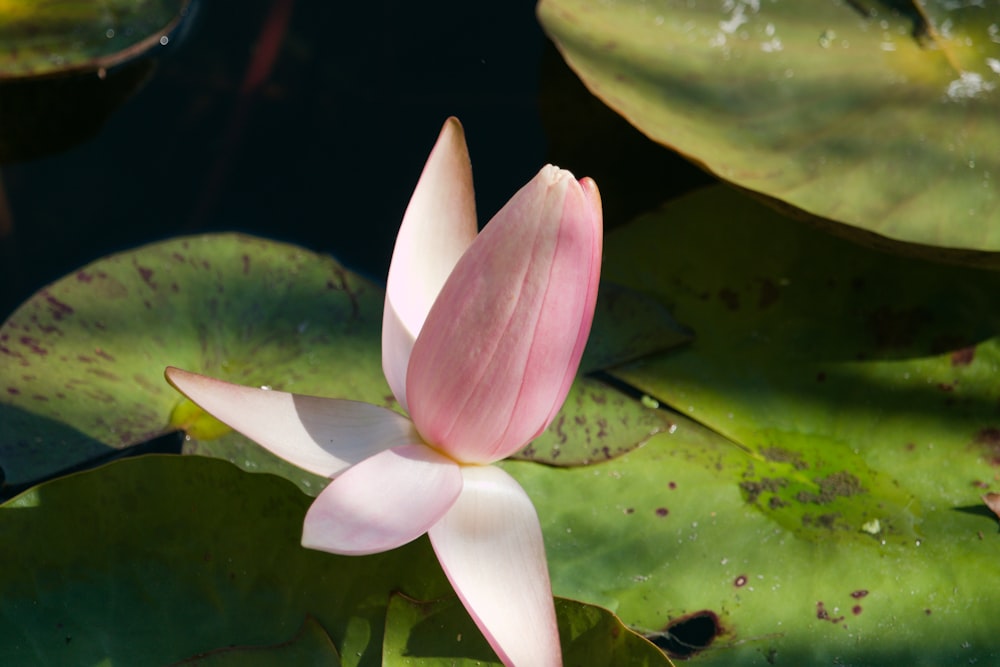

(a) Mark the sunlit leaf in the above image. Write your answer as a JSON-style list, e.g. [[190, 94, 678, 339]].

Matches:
[[538, 0, 1000, 257], [505, 185, 1000, 663], [505, 409, 1000, 665], [0, 234, 667, 492]]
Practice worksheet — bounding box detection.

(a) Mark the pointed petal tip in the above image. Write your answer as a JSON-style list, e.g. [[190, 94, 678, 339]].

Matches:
[[383, 116, 479, 408], [441, 115, 465, 137], [164, 367, 419, 477]]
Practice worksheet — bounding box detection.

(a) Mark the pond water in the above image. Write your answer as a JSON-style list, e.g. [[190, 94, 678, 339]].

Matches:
[[0, 0, 555, 319]]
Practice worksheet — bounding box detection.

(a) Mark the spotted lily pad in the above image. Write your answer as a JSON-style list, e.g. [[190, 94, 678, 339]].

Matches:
[[538, 0, 1000, 257], [0, 234, 386, 491], [0, 454, 671, 666], [503, 407, 1000, 665], [516, 184, 1000, 660], [601, 185, 1000, 545], [0, 233, 673, 493]]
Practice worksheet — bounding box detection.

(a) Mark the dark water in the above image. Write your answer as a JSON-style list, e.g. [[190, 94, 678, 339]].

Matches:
[[0, 0, 708, 320]]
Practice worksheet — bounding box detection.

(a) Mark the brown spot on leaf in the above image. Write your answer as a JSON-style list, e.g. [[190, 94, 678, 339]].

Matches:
[[655, 507, 669, 517], [740, 477, 788, 504], [802, 512, 843, 530], [816, 601, 844, 624], [852, 605, 862, 615], [761, 446, 809, 470], [718, 288, 740, 310], [851, 589, 869, 599], [19, 336, 47, 355], [44, 294, 75, 320], [757, 279, 779, 309], [973, 428, 1000, 465], [951, 346, 976, 366], [734, 575, 747, 587], [136, 265, 156, 289], [796, 472, 865, 505]]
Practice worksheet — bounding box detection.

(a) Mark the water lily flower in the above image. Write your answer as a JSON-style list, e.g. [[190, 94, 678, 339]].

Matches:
[[165, 117, 602, 666]]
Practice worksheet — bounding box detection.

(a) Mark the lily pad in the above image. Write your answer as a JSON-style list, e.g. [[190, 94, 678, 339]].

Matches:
[[538, 0, 1000, 257], [0, 233, 387, 491], [0, 233, 674, 493], [169, 617, 343, 666], [503, 408, 1000, 665], [0, 0, 192, 80], [0, 454, 672, 666], [382, 593, 668, 666], [377, 181, 1000, 662], [506, 184, 1000, 661], [0, 0, 194, 161], [601, 185, 1000, 543]]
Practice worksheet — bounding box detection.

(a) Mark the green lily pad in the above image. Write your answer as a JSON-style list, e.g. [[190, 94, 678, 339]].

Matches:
[[538, 0, 1000, 257], [600, 185, 1000, 543], [383, 593, 668, 666], [169, 617, 343, 666], [0, 233, 388, 491], [0, 454, 672, 666], [503, 408, 1000, 665], [0, 0, 191, 80], [0, 233, 671, 493], [505, 184, 1000, 661]]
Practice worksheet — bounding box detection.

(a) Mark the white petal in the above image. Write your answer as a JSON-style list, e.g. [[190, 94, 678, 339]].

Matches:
[[302, 444, 462, 555], [428, 465, 561, 667], [382, 117, 478, 411], [166, 367, 419, 477]]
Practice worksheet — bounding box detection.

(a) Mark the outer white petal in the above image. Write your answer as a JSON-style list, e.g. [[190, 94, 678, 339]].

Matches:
[[428, 465, 561, 667], [303, 444, 463, 555], [382, 117, 478, 411], [166, 367, 419, 477]]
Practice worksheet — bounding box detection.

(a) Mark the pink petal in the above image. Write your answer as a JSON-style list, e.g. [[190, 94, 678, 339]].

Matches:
[[428, 465, 561, 667], [165, 367, 419, 477], [408, 166, 603, 463], [383, 117, 478, 412], [302, 444, 462, 555]]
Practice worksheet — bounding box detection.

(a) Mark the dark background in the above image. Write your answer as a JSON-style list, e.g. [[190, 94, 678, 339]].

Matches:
[[0, 0, 707, 320]]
